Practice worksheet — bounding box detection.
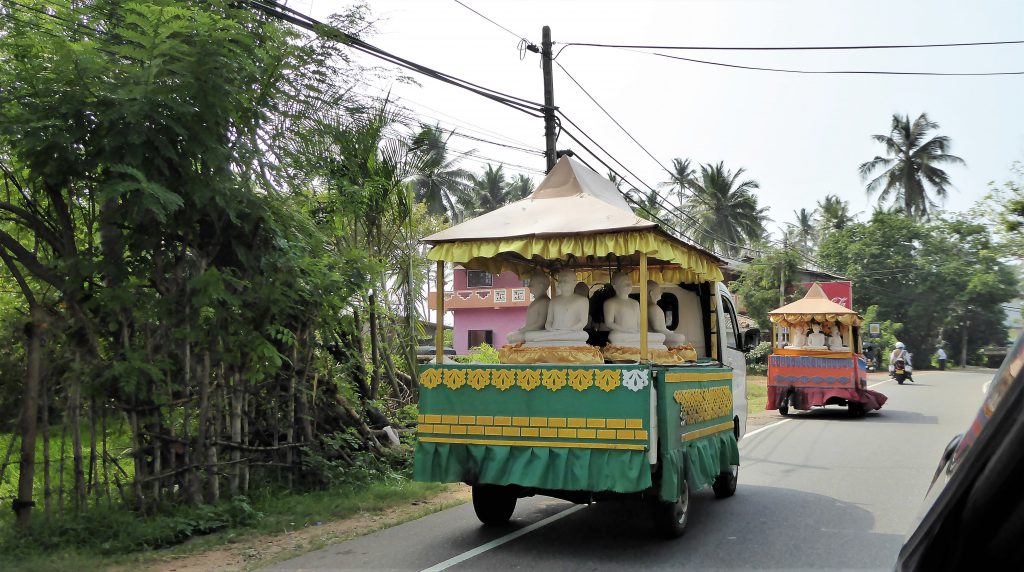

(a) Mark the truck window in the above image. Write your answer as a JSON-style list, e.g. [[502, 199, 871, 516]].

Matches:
[[721, 296, 740, 350]]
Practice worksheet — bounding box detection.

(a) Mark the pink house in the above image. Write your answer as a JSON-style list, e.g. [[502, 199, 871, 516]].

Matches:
[[428, 267, 530, 354]]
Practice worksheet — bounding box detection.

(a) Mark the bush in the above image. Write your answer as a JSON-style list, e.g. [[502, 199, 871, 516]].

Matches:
[[0, 496, 262, 556], [459, 342, 500, 364], [746, 341, 771, 375]]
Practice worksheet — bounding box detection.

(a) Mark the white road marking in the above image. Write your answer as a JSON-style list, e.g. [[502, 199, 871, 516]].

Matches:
[[868, 379, 890, 388], [420, 504, 587, 572], [744, 418, 792, 438]]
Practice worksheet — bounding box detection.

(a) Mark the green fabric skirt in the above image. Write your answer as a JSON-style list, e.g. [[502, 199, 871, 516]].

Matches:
[[659, 431, 739, 501], [414, 442, 653, 493]]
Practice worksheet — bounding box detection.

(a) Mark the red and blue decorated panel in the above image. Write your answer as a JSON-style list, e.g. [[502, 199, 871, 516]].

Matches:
[[768, 354, 858, 390]]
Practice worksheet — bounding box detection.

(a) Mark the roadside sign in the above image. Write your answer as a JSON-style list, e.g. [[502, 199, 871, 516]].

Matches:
[[869, 322, 881, 338]]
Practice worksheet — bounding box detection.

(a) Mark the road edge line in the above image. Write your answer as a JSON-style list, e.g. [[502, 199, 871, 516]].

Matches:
[[420, 504, 587, 572], [744, 418, 791, 438]]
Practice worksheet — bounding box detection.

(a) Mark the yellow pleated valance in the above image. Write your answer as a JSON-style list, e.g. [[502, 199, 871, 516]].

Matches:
[[426, 230, 724, 284], [770, 313, 863, 328]]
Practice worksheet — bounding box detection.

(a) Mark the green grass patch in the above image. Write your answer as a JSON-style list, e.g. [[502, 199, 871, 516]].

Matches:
[[747, 375, 767, 414], [0, 479, 451, 572]]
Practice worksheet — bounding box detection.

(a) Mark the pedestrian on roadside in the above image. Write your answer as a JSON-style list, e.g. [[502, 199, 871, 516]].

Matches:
[[937, 347, 947, 370]]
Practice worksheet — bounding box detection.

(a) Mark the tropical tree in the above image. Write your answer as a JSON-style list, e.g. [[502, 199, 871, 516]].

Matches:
[[732, 243, 804, 330], [682, 162, 769, 255], [409, 124, 471, 220], [816, 194, 855, 241], [792, 208, 816, 254], [506, 173, 535, 201], [661, 157, 697, 207], [465, 163, 512, 215], [859, 113, 965, 219]]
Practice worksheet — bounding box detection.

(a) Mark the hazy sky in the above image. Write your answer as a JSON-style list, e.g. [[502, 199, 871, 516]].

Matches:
[[299, 0, 1024, 233]]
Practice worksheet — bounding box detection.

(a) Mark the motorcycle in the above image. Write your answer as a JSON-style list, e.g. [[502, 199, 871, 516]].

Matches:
[[893, 358, 912, 384]]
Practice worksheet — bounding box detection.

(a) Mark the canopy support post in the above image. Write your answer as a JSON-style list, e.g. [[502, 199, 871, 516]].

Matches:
[[435, 261, 444, 363], [639, 252, 648, 362]]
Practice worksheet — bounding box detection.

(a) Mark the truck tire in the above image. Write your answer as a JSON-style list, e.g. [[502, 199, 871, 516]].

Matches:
[[713, 465, 738, 498], [472, 484, 516, 525], [654, 478, 690, 538]]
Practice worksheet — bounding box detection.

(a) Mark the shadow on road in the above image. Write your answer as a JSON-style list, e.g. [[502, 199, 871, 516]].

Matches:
[[486, 485, 903, 570], [784, 407, 938, 425]]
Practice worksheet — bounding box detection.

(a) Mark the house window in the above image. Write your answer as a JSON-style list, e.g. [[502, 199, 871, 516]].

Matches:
[[467, 270, 492, 288], [468, 330, 493, 348]]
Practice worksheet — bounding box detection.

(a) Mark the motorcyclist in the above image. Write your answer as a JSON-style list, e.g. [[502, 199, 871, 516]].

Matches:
[[889, 342, 914, 382]]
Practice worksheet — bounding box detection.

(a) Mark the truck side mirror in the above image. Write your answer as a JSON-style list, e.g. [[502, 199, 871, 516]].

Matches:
[[742, 329, 760, 352]]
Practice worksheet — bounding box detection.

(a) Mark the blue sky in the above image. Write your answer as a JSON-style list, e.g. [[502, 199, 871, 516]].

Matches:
[[303, 0, 1024, 233]]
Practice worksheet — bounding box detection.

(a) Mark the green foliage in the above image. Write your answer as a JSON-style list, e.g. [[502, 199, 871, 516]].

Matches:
[[732, 243, 803, 330], [681, 162, 769, 255], [460, 342, 501, 364], [818, 211, 1016, 367], [0, 496, 261, 557], [861, 305, 903, 366], [859, 113, 965, 219], [745, 341, 772, 375]]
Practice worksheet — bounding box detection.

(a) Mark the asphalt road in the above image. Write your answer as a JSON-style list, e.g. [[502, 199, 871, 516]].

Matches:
[[266, 368, 991, 571]]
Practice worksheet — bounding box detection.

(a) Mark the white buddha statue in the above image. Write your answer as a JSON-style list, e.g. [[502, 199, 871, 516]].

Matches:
[[647, 281, 687, 348], [805, 323, 827, 349], [523, 269, 590, 347], [828, 323, 848, 350], [506, 272, 551, 345], [603, 272, 666, 349], [788, 326, 807, 348]]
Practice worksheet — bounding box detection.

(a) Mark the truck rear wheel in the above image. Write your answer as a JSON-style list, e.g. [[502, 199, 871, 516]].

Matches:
[[472, 484, 516, 525], [654, 478, 690, 538], [712, 465, 738, 498]]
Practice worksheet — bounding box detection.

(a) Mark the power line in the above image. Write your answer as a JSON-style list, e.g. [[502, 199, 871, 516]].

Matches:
[[557, 38, 1024, 53], [451, 0, 531, 45], [554, 60, 672, 183], [650, 51, 1024, 76], [244, 0, 546, 116]]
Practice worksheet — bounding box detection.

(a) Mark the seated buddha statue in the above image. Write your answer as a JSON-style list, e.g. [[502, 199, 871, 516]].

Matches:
[[603, 272, 666, 349], [647, 281, 687, 348], [828, 323, 848, 351], [506, 272, 550, 345], [523, 269, 590, 347], [805, 323, 827, 349]]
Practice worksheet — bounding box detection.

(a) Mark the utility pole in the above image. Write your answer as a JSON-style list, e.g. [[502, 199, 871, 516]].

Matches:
[[541, 25, 556, 172]]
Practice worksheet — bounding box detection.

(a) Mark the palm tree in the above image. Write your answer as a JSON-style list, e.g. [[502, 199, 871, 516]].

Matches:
[[682, 162, 768, 255], [815, 194, 855, 243], [506, 173, 534, 201], [859, 113, 965, 219], [792, 208, 816, 253], [661, 157, 698, 233], [409, 124, 472, 220], [466, 163, 511, 215]]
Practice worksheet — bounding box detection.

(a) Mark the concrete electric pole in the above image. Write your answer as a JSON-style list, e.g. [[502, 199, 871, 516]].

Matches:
[[541, 26, 556, 172]]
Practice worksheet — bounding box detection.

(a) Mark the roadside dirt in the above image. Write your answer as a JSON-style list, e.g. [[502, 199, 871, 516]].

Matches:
[[136, 485, 472, 572]]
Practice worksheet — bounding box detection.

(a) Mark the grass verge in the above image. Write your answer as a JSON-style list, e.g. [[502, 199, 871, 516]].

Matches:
[[747, 375, 768, 414], [0, 480, 456, 572]]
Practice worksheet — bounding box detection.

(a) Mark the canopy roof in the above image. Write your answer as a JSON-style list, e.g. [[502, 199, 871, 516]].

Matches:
[[769, 283, 862, 326], [422, 155, 724, 284]]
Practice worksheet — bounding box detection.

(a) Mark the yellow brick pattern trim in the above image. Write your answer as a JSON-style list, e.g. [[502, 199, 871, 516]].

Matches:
[[673, 386, 733, 426], [419, 437, 646, 451], [664, 372, 734, 383], [681, 421, 734, 442], [419, 367, 624, 393], [416, 414, 648, 443]]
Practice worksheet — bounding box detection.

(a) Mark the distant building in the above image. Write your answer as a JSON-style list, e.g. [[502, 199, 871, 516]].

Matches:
[[428, 267, 532, 354]]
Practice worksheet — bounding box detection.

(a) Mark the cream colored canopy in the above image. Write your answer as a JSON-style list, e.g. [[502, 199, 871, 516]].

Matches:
[[422, 155, 724, 284], [769, 283, 862, 327]]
